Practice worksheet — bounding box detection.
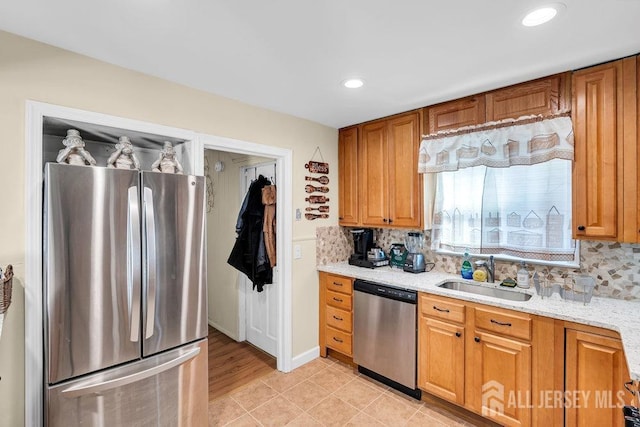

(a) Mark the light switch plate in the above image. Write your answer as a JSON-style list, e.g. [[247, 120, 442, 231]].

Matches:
[[294, 244, 302, 259]]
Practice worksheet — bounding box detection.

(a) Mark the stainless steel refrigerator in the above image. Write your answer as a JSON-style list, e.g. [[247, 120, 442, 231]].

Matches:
[[44, 163, 208, 426]]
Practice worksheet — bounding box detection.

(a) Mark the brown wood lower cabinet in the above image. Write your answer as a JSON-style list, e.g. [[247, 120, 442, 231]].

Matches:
[[418, 294, 534, 427], [565, 328, 633, 427], [466, 330, 531, 427], [318, 279, 635, 427], [418, 316, 465, 404], [416, 293, 635, 427], [319, 272, 354, 357]]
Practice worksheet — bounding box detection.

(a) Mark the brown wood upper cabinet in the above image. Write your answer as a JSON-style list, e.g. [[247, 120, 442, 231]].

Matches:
[[572, 57, 638, 242], [359, 111, 423, 228], [423, 73, 570, 135], [425, 96, 486, 134], [486, 73, 570, 121], [338, 126, 359, 226]]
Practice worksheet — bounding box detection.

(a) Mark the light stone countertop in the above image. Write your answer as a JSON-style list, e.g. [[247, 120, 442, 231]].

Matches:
[[318, 262, 640, 381]]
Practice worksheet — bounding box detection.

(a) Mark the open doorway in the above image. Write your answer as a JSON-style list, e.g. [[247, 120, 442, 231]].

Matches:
[[204, 150, 277, 353], [200, 134, 293, 396]]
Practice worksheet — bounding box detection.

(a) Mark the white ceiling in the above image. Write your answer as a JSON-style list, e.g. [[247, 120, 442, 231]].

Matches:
[[1, 1, 639, 129]]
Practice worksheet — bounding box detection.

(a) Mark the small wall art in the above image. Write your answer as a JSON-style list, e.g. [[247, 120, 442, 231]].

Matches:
[[304, 146, 330, 220]]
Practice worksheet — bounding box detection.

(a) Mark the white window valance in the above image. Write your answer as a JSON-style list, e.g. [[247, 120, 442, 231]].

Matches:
[[418, 115, 574, 173]]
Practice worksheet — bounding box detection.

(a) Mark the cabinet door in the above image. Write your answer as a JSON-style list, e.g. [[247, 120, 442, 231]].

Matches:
[[486, 73, 570, 121], [387, 112, 422, 228], [468, 331, 531, 427], [426, 97, 486, 134], [418, 316, 465, 404], [338, 127, 359, 226], [623, 56, 639, 242], [572, 62, 620, 240], [565, 329, 632, 427], [360, 120, 389, 226]]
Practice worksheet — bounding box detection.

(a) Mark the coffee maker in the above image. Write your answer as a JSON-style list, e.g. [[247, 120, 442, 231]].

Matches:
[[348, 229, 388, 268]]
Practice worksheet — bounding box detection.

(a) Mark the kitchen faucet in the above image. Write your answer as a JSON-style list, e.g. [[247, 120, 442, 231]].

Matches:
[[474, 256, 495, 283]]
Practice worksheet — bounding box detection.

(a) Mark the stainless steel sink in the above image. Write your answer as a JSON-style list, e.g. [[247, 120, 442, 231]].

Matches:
[[438, 281, 532, 302]]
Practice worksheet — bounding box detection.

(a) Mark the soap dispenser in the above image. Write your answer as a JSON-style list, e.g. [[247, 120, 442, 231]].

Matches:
[[461, 249, 473, 280], [517, 261, 530, 289]]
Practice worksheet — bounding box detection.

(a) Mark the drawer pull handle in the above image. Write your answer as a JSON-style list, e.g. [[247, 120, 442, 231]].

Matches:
[[332, 297, 343, 303], [433, 305, 450, 313], [490, 319, 512, 327], [455, 332, 461, 338], [474, 337, 480, 343], [333, 337, 343, 343], [332, 315, 343, 321], [624, 380, 636, 396], [332, 282, 343, 287]]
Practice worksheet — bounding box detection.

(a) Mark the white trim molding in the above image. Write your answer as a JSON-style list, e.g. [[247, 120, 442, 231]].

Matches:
[[291, 346, 320, 371]]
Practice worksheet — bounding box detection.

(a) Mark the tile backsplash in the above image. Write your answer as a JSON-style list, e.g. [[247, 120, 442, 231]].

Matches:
[[316, 226, 640, 300]]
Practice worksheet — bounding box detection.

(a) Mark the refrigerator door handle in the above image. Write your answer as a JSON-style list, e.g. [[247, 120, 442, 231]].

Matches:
[[143, 186, 157, 339], [59, 347, 200, 398], [127, 186, 142, 342]]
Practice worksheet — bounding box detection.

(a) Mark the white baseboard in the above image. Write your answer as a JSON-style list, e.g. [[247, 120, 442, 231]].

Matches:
[[290, 346, 320, 370], [208, 319, 240, 342]]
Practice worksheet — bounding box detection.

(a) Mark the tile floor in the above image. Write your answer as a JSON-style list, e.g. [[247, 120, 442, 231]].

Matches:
[[208, 356, 479, 426]]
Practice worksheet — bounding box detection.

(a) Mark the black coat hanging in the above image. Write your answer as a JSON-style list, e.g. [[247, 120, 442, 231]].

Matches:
[[227, 175, 272, 291]]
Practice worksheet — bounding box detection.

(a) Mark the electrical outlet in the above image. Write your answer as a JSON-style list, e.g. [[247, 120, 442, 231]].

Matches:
[[295, 208, 302, 221], [294, 244, 302, 259]]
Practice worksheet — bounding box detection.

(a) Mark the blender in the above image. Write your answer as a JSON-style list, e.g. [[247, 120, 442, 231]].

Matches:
[[404, 232, 426, 273]]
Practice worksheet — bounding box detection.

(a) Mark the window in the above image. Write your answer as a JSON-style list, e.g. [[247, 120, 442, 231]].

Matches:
[[431, 159, 577, 265], [418, 115, 578, 266]]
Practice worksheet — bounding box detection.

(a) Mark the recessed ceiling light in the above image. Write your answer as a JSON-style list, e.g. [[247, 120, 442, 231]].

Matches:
[[343, 78, 364, 89], [522, 4, 564, 27]]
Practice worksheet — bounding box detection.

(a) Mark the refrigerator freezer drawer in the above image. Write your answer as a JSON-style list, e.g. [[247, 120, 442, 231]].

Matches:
[[47, 340, 208, 427]]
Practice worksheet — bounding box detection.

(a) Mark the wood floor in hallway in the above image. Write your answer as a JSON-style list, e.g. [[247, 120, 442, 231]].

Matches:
[[208, 326, 277, 401]]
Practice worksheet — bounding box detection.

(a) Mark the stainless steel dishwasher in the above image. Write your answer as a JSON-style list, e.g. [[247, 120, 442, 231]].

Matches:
[[353, 279, 421, 399]]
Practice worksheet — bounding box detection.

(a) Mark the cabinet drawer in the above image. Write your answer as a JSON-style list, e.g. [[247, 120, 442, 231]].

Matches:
[[326, 306, 352, 332], [326, 289, 352, 310], [474, 307, 531, 341], [420, 294, 465, 324], [326, 274, 353, 295], [326, 327, 352, 355]]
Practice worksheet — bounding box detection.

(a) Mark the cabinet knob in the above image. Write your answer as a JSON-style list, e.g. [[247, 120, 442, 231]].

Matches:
[[338, 216, 344, 220], [474, 337, 481, 343], [577, 225, 586, 231], [383, 218, 388, 223], [455, 332, 461, 338]]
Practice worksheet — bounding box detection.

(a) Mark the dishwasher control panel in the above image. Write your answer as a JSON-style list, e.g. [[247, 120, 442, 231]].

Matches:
[[353, 279, 417, 304]]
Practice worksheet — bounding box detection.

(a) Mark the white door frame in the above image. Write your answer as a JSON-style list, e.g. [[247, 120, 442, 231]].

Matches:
[[199, 135, 292, 374], [24, 101, 293, 427]]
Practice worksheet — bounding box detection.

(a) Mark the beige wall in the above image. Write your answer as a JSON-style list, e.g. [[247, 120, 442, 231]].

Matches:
[[0, 30, 338, 425]]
